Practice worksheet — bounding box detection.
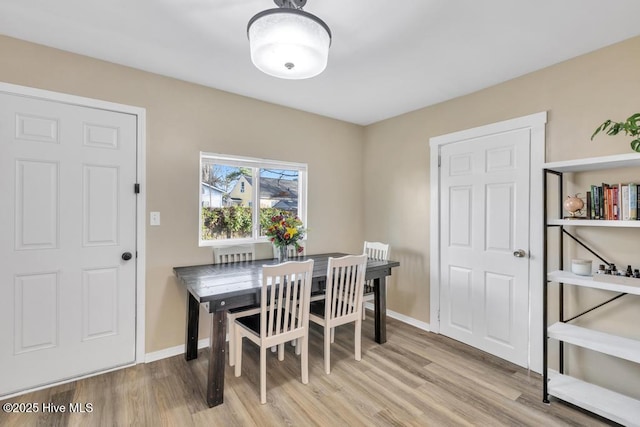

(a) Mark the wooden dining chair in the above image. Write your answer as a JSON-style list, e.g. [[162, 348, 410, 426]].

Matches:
[[213, 244, 259, 367], [308, 254, 368, 374], [234, 259, 314, 404], [362, 241, 390, 319]]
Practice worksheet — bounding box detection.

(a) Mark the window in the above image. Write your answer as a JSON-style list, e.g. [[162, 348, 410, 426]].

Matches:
[[199, 152, 308, 246]]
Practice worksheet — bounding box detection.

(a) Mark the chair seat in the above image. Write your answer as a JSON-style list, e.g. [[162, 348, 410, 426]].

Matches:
[[236, 311, 296, 336], [309, 299, 358, 319], [309, 300, 325, 317], [310, 290, 325, 299]]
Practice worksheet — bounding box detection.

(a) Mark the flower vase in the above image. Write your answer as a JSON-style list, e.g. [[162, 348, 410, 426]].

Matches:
[[277, 245, 289, 262]]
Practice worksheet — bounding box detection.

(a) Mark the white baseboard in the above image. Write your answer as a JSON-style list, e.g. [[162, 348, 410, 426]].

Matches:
[[364, 303, 431, 332], [145, 309, 429, 363], [144, 338, 210, 363]]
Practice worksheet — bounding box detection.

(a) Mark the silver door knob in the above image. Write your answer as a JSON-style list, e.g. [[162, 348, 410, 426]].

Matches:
[[513, 249, 526, 258]]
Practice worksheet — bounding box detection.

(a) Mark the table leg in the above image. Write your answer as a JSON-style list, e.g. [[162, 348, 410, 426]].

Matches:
[[185, 293, 199, 361], [207, 310, 226, 407], [373, 277, 387, 344]]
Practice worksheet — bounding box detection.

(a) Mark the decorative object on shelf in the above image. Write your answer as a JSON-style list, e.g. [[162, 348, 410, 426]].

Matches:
[[591, 113, 640, 152], [571, 259, 592, 276], [265, 212, 306, 262], [563, 194, 585, 218], [247, 0, 332, 80], [593, 273, 640, 286]]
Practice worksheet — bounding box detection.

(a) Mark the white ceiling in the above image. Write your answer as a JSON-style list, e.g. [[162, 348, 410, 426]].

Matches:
[[1, 0, 640, 125]]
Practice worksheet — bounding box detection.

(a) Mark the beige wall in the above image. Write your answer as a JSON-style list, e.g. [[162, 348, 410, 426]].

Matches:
[[0, 35, 365, 353], [363, 35, 640, 398]]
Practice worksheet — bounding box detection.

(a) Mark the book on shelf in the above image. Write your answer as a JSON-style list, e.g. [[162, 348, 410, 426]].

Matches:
[[583, 182, 640, 220], [630, 183, 638, 220]]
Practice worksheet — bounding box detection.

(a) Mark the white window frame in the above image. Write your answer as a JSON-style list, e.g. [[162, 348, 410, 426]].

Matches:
[[199, 152, 308, 247]]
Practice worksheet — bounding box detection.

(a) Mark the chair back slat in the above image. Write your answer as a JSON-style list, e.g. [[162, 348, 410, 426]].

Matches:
[[261, 260, 314, 338], [362, 241, 390, 297], [363, 241, 389, 261], [325, 254, 368, 321], [214, 244, 255, 264]]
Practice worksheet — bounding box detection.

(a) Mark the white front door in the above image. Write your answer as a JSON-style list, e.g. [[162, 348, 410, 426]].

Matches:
[[439, 128, 531, 368], [0, 91, 138, 396]]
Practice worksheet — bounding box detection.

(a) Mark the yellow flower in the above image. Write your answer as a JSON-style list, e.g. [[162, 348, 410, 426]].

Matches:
[[286, 227, 298, 237]]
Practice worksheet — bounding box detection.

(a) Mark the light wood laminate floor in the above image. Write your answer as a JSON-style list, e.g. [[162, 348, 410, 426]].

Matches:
[[1, 314, 613, 426]]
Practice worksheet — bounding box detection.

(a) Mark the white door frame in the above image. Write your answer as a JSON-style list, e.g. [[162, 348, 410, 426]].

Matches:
[[0, 82, 146, 368], [429, 112, 546, 373]]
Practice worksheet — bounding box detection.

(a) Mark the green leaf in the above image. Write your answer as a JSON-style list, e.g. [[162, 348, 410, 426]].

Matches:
[[606, 122, 621, 135], [631, 138, 640, 153], [591, 120, 611, 140]]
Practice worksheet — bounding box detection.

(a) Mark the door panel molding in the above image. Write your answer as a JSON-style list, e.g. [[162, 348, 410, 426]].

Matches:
[[429, 111, 546, 373]]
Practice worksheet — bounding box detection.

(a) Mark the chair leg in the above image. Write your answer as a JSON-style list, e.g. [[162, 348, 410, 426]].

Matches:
[[228, 315, 236, 367], [278, 343, 284, 361], [301, 334, 309, 384], [330, 327, 335, 344], [362, 301, 366, 320], [260, 346, 267, 404], [355, 319, 362, 361], [324, 325, 332, 374], [295, 338, 301, 355], [234, 332, 243, 377]]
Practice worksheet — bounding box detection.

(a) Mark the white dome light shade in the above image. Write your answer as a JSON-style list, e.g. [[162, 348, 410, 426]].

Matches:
[[248, 8, 331, 79]]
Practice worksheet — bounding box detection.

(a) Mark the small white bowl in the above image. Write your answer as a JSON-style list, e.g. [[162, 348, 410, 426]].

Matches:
[[571, 259, 592, 276]]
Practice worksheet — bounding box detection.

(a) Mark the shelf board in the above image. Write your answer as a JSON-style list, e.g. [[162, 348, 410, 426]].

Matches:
[[548, 322, 640, 363], [548, 372, 640, 426], [547, 219, 640, 227], [547, 270, 640, 295], [544, 153, 640, 172]]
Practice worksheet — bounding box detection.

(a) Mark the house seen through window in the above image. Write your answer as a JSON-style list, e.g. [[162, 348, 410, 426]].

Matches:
[[199, 152, 307, 246]]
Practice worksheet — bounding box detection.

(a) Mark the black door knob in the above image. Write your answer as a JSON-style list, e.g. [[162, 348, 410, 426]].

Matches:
[[122, 252, 133, 261]]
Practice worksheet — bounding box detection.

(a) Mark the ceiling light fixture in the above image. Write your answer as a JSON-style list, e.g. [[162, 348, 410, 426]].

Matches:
[[247, 0, 332, 80]]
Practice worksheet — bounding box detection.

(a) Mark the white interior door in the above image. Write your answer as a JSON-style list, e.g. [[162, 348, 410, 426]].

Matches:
[[0, 92, 138, 396], [439, 128, 531, 368]]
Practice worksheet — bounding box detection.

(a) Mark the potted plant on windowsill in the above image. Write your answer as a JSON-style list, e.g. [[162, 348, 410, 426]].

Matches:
[[591, 113, 640, 152]]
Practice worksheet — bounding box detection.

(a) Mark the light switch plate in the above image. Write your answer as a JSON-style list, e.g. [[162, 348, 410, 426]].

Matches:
[[150, 211, 160, 226]]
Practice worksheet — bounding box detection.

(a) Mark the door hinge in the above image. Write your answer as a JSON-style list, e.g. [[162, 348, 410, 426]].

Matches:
[[437, 309, 440, 322], [438, 155, 441, 167], [134, 183, 140, 194]]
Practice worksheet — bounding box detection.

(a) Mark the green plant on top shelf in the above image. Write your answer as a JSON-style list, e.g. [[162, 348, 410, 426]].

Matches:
[[591, 113, 640, 152]]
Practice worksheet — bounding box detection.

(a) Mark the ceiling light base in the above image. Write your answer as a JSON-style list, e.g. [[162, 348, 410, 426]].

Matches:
[[274, 0, 306, 8]]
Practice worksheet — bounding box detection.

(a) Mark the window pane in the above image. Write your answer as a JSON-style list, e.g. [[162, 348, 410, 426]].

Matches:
[[259, 168, 299, 236], [201, 161, 253, 241]]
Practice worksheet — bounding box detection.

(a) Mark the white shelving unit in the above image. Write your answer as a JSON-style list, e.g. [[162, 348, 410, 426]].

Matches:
[[547, 219, 640, 227], [543, 153, 640, 426], [548, 371, 640, 426]]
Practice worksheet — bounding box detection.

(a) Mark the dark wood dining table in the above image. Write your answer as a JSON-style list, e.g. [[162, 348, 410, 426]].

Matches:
[[173, 252, 400, 407]]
